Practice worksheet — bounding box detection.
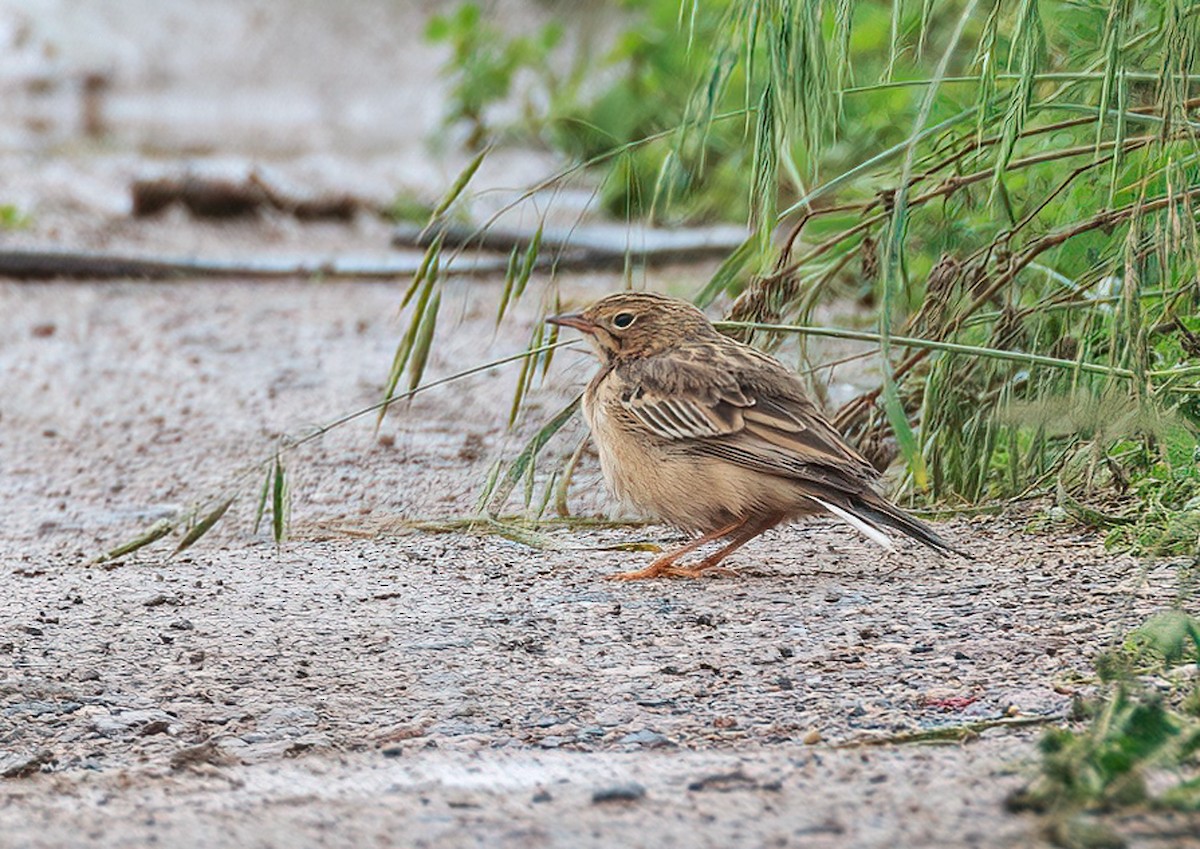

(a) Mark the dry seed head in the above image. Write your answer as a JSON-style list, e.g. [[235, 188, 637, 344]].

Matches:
[[860, 234, 879, 283], [725, 272, 801, 341], [990, 304, 1025, 349], [915, 253, 962, 334], [925, 254, 962, 303], [1050, 335, 1080, 361], [856, 422, 897, 473], [967, 263, 992, 300], [1179, 327, 1200, 359]]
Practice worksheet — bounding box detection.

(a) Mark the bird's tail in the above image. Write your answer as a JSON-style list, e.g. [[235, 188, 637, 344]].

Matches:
[[810, 491, 971, 560]]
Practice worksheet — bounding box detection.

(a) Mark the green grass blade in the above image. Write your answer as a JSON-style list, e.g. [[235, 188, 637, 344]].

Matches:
[[253, 465, 272, 534], [401, 231, 443, 310], [272, 456, 287, 545], [513, 223, 543, 300], [488, 394, 582, 515], [174, 497, 235, 555], [696, 234, 758, 308], [379, 273, 437, 426], [407, 289, 442, 391], [96, 519, 173, 564], [495, 245, 521, 325], [428, 147, 488, 226]]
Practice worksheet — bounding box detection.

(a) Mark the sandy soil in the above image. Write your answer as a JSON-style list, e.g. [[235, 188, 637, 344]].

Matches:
[[1, 275, 1190, 849], [1, 1, 1195, 847]]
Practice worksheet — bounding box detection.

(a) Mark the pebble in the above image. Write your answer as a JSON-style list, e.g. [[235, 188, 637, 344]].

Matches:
[[618, 729, 673, 748], [92, 709, 175, 738], [0, 750, 53, 778], [592, 782, 646, 804]]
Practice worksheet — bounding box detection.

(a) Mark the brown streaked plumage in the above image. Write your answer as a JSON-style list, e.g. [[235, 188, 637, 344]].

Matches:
[[547, 291, 967, 580]]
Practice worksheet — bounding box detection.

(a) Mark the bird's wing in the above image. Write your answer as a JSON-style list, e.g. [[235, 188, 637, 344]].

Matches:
[[618, 343, 874, 479], [615, 347, 753, 440]]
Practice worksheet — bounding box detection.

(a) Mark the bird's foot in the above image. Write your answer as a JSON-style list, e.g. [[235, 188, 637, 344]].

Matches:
[[607, 561, 737, 581]]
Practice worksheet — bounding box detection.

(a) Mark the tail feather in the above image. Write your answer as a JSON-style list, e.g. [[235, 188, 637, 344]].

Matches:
[[813, 490, 972, 560], [809, 497, 896, 552]]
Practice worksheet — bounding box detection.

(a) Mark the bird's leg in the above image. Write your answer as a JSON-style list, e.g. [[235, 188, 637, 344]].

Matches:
[[662, 513, 785, 578], [607, 519, 743, 581]]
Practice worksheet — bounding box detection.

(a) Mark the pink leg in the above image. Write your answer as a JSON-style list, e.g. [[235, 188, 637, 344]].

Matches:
[[608, 519, 744, 581], [664, 513, 785, 578]]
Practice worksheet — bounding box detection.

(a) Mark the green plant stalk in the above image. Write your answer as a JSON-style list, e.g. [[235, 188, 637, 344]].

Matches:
[[881, 0, 982, 491], [844, 71, 1200, 94], [715, 321, 1145, 380]]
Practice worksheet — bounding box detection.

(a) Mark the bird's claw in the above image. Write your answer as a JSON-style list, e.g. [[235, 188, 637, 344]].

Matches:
[[606, 562, 738, 581]]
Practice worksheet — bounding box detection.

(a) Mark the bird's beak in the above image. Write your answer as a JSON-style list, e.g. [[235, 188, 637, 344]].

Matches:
[[546, 312, 596, 334]]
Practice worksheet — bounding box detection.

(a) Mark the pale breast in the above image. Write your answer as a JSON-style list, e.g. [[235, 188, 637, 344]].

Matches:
[[584, 371, 793, 533]]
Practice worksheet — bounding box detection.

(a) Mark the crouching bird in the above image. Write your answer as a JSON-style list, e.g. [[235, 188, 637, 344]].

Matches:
[[547, 291, 968, 580]]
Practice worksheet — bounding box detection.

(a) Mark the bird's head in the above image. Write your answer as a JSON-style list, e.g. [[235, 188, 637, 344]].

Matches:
[[547, 292, 718, 361]]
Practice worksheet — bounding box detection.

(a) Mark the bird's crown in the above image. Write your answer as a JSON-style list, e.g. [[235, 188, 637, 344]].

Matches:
[[549, 292, 718, 358]]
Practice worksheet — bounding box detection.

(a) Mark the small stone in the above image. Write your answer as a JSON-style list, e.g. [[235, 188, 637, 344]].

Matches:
[[619, 729, 673, 748], [3, 701, 59, 717], [531, 789, 553, 803], [139, 719, 171, 736], [93, 709, 175, 738], [592, 782, 645, 804], [259, 706, 319, 728], [802, 729, 822, 744], [0, 749, 53, 778]]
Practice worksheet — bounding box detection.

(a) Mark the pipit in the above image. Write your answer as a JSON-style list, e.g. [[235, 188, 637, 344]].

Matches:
[[548, 292, 966, 580]]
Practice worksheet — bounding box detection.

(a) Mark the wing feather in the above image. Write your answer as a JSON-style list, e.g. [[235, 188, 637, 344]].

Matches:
[[614, 342, 875, 486]]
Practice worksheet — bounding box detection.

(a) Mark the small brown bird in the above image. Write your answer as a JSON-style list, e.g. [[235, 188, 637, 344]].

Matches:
[[547, 291, 965, 580]]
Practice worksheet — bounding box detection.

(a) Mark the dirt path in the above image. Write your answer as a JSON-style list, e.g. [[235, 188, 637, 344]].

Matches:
[[0, 1, 1191, 845], [0, 276, 1184, 848]]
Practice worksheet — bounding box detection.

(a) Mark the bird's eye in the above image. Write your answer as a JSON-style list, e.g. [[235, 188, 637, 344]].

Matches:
[[612, 312, 635, 329]]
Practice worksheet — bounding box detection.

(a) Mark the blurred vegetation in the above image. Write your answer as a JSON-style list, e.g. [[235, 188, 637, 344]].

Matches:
[[0, 203, 31, 228], [421, 0, 1200, 558], [1011, 610, 1200, 835], [102, 3, 1200, 832], [409, 4, 1200, 838]]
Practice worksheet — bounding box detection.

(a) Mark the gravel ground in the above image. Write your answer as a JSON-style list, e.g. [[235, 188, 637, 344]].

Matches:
[[1, 1, 1195, 845], [0, 276, 1189, 848]]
